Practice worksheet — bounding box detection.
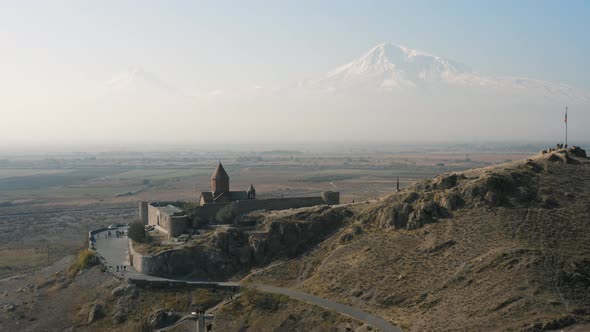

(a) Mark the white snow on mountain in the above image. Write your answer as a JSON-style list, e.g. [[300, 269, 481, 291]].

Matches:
[[307, 43, 589, 103]]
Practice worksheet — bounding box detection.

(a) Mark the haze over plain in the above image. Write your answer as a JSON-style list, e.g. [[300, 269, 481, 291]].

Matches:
[[1, 1, 589, 148]]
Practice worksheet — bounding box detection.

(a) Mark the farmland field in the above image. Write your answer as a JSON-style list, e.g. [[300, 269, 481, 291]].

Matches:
[[0, 143, 543, 278]]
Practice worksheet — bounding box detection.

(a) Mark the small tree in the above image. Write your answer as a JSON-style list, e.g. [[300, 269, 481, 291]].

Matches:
[[128, 222, 147, 243]]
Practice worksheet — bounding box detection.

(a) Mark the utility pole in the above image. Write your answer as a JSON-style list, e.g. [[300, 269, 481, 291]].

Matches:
[[565, 106, 567, 147], [396, 176, 400, 192]]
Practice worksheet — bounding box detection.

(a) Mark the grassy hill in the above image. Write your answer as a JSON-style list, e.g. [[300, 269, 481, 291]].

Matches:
[[248, 148, 590, 331], [2, 148, 588, 331]]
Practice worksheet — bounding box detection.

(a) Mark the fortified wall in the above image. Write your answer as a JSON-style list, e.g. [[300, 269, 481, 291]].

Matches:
[[138, 163, 339, 239], [192, 192, 340, 223]]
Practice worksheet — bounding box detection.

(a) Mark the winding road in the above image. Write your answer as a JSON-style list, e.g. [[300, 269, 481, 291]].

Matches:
[[93, 227, 402, 331], [250, 284, 401, 332]]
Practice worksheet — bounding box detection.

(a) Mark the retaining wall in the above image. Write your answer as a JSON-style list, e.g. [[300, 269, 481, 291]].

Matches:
[[129, 239, 155, 275]]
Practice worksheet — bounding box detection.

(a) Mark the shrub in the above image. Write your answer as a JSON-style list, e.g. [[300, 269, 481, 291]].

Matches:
[[215, 204, 238, 224], [77, 248, 96, 269], [67, 248, 96, 278], [242, 288, 285, 311], [191, 289, 221, 310], [128, 222, 147, 243]]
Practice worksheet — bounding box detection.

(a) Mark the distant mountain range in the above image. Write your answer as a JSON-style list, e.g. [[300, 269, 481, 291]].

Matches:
[[304, 43, 589, 103], [98, 44, 589, 105]]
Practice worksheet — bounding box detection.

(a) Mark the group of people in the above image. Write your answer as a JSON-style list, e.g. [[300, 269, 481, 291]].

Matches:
[[115, 265, 127, 272], [93, 230, 126, 239]]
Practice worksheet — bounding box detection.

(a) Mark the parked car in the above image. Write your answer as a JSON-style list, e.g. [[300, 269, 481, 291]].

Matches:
[[107, 224, 117, 230]]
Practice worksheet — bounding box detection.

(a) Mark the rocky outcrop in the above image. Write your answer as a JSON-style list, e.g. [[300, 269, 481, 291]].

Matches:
[[361, 151, 585, 232], [112, 309, 127, 325], [434, 192, 464, 210], [111, 283, 137, 298], [372, 198, 448, 230], [216, 206, 351, 271], [88, 303, 105, 323], [140, 206, 351, 280], [407, 201, 447, 229], [433, 173, 463, 190]]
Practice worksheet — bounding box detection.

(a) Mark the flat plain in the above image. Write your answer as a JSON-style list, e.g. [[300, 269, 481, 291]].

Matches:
[[0, 144, 538, 279]]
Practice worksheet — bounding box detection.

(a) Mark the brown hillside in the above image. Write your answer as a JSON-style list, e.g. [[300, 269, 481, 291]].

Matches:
[[249, 148, 590, 331]]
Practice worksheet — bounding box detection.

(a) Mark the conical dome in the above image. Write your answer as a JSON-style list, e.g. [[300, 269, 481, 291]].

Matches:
[[211, 162, 229, 180]]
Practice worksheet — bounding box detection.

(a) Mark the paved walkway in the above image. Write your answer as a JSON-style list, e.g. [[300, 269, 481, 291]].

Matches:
[[92, 227, 133, 274], [92, 227, 239, 286], [251, 284, 401, 332], [93, 226, 401, 331]]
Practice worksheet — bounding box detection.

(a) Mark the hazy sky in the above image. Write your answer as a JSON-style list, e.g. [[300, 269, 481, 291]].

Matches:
[[1, 1, 589, 147]]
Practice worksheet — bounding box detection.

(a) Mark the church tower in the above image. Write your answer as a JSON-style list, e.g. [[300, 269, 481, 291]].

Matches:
[[211, 162, 230, 196]]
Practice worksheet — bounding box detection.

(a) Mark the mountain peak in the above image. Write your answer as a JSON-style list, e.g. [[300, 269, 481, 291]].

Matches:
[[323, 42, 470, 90], [368, 42, 435, 59]]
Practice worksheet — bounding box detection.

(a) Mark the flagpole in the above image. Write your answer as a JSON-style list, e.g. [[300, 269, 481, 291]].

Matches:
[[565, 106, 568, 148]]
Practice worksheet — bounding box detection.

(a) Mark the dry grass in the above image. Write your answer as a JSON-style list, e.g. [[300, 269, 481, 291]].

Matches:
[[214, 288, 361, 331], [0, 247, 49, 279], [249, 152, 590, 331]]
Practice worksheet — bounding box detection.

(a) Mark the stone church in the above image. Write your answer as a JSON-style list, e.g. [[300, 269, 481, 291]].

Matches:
[[140, 162, 339, 239], [199, 163, 256, 205]]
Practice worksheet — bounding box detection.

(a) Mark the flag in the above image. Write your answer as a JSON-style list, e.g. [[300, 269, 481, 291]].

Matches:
[[565, 107, 568, 123]]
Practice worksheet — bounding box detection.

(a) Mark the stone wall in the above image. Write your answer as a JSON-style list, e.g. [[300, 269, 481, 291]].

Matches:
[[192, 193, 340, 224], [141, 192, 340, 234], [128, 239, 160, 275], [146, 203, 188, 238]]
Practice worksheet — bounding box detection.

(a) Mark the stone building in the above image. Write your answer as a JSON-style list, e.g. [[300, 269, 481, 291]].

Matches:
[[140, 162, 339, 239], [199, 163, 253, 205]]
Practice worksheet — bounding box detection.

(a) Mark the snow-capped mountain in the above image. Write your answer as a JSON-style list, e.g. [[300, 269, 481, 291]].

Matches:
[[322, 43, 472, 89], [103, 66, 177, 96], [308, 43, 589, 103]]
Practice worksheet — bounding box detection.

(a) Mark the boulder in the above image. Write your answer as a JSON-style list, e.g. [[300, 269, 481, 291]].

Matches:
[[111, 285, 125, 297], [484, 191, 499, 205], [539, 195, 558, 209], [403, 192, 420, 203], [524, 160, 542, 172], [407, 201, 444, 230], [112, 310, 127, 324], [569, 146, 587, 158], [386, 203, 412, 229], [435, 192, 463, 210], [148, 309, 180, 329], [340, 231, 354, 243], [434, 174, 459, 190], [111, 283, 137, 298], [88, 303, 105, 323]]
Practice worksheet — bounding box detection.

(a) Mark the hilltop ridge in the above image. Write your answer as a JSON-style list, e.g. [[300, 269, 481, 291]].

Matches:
[[248, 147, 590, 331], [1, 148, 588, 331]]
